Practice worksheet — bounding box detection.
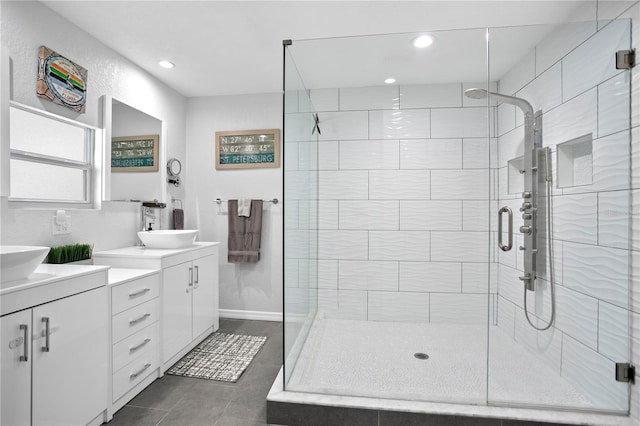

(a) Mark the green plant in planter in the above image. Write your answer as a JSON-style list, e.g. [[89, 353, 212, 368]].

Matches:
[[47, 243, 93, 264]]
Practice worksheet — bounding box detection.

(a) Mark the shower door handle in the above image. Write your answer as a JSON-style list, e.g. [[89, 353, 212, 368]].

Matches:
[[498, 206, 513, 252]]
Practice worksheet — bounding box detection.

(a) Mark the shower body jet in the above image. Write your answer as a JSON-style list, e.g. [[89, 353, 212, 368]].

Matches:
[[464, 88, 541, 291]]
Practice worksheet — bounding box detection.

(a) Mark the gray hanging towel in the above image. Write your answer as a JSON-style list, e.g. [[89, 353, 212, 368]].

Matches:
[[228, 199, 263, 263], [173, 209, 184, 229]]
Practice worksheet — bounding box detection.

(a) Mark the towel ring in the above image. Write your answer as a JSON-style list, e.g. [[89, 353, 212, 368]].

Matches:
[[215, 198, 278, 205]]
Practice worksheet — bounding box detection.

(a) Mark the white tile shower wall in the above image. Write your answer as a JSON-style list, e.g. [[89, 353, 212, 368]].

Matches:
[[562, 19, 630, 102], [399, 138, 462, 169], [462, 138, 497, 169], [515, 63, 563, 130], [339, 260, 398, 291], [562, 334, 629, 412], [496, 12, 637, 413], [429, 293, 489, 324], [339, 200, 399, 230], [367, 291, 430, 322], [534, 21, 597, 75], [400, 200, 462, 231], [598, 300, 630, 363], [400, 83, 462, 109], [369, 109, 430, 140], [431, 107, 492, 138], [598, 189, 636, 250], [341, 139, 399, 169], [340, 86, 400, 111], [313, 81, 497, 323], [399, 262, 461, 293], [497, 48, 535, 96]]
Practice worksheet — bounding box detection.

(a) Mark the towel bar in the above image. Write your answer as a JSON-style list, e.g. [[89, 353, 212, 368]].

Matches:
[[215, 198, 278, 205]]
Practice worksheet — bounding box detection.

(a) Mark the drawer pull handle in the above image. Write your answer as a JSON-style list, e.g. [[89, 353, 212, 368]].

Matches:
[[41, 317, 50, 352], [129, 313, 151, 326], [129, 338, 151, 353], [130, 362, 152, 379], [128, 288, 151, 298], [19, 324, 28, 362]]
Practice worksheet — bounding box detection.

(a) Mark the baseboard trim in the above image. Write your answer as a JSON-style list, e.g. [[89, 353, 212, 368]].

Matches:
[[219, 309, 283, 322]]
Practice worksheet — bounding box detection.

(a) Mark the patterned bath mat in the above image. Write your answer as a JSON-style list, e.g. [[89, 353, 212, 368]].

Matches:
[[166, 332, 267, 382]]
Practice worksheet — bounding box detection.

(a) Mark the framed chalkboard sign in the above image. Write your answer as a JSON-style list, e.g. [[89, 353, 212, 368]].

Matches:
[[215, 129, 280, 170], [111, 135, 159, 172]]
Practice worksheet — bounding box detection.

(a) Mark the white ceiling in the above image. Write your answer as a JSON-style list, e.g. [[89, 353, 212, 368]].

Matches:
[[41, 1, 591, 98]]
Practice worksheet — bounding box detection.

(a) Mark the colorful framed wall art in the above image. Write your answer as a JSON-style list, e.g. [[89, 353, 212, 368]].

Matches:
[[36, 46, 88, 113]]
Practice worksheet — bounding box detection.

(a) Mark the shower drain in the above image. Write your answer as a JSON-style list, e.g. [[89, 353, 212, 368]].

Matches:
[[414, 352, 429, 360]]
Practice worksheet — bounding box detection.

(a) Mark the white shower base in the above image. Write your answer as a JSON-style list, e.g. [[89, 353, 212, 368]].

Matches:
[[268, 316, 633, 425], [286, 317, 593, 409]]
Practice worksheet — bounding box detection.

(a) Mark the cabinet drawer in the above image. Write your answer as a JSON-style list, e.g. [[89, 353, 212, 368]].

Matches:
[[111, 274, 160, 315], [112, 354, 158, 402], [112, 299, 159, 343], [112, 322, 159, 372]]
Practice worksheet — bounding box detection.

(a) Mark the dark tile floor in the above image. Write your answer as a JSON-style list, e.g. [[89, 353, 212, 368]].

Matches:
[[104, 319, 283, 426]]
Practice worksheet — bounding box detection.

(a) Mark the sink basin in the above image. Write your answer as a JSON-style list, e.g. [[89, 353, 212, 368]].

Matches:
[[137, 230, 198, 249], [1, 246, 50, 284]]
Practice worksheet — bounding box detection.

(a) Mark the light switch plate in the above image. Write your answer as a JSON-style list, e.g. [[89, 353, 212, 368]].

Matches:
[[51, 215, 71, 235]]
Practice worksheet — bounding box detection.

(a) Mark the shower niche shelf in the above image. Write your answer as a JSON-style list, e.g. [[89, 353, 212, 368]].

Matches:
[[557, 134, 593, 188], [507, 156, 524, 194]]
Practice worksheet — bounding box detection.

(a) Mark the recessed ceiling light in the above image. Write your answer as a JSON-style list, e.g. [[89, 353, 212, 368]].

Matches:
[[384, 77, 396, 84], [412, 35, 434, 49], [158, 60, 175, 69]]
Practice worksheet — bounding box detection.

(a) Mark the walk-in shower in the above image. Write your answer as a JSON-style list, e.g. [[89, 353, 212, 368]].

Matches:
[[279, 16, 635, 425]]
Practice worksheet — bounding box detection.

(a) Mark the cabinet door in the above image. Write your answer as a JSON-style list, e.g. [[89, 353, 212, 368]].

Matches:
[[32, 287, 108, 426], [1, 310, 31, 426], [162, 262, 192, 363], [192, 253, 218, 338]]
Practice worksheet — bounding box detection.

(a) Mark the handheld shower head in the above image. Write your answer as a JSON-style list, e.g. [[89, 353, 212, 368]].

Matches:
[[464, 88, 533, 117]]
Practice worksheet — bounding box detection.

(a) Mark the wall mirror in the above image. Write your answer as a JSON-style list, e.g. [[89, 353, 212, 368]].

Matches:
[[102, 95, 165, 202]]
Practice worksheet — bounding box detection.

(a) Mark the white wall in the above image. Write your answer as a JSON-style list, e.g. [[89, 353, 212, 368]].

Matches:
[[0, 1, 186, 251], [186, 94, 283, 317]]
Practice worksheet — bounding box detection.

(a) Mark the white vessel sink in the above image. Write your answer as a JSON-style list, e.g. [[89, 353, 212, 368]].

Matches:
[[137, 230, 198, 249], [0, 246, 50, 285]]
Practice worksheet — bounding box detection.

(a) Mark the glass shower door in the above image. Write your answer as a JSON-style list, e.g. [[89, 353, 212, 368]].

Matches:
[[488, 17, 632, 413], [282, 45, 320, 386], [283, 28, 494, 406]]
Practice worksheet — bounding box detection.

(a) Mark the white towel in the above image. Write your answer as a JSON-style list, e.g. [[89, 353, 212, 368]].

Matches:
[[237, 199, 252, 217]]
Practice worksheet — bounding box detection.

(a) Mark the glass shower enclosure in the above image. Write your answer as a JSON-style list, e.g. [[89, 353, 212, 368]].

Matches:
[[283, 16, 633, 415]]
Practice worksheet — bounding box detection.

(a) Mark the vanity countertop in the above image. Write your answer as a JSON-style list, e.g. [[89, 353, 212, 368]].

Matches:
[[94, 241, 219, 259], [108, 267, 159, 286], [1, 263, 109, 316]]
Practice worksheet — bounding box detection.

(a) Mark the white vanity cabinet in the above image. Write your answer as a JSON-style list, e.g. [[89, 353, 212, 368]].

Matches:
[[93, 242, 219, 371], [162, 253, 217, 364], [1, 309, 31, 426], [0, 265, 109, 426], [107, 268, 162, 418]]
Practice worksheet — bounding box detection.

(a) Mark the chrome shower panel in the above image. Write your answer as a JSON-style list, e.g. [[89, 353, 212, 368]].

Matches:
[[464, 88, 540, 291]]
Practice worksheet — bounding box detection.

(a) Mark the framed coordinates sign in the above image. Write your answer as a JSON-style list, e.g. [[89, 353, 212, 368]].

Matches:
[[111, 135, 159, 172], [215, 129, 280, 169]]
